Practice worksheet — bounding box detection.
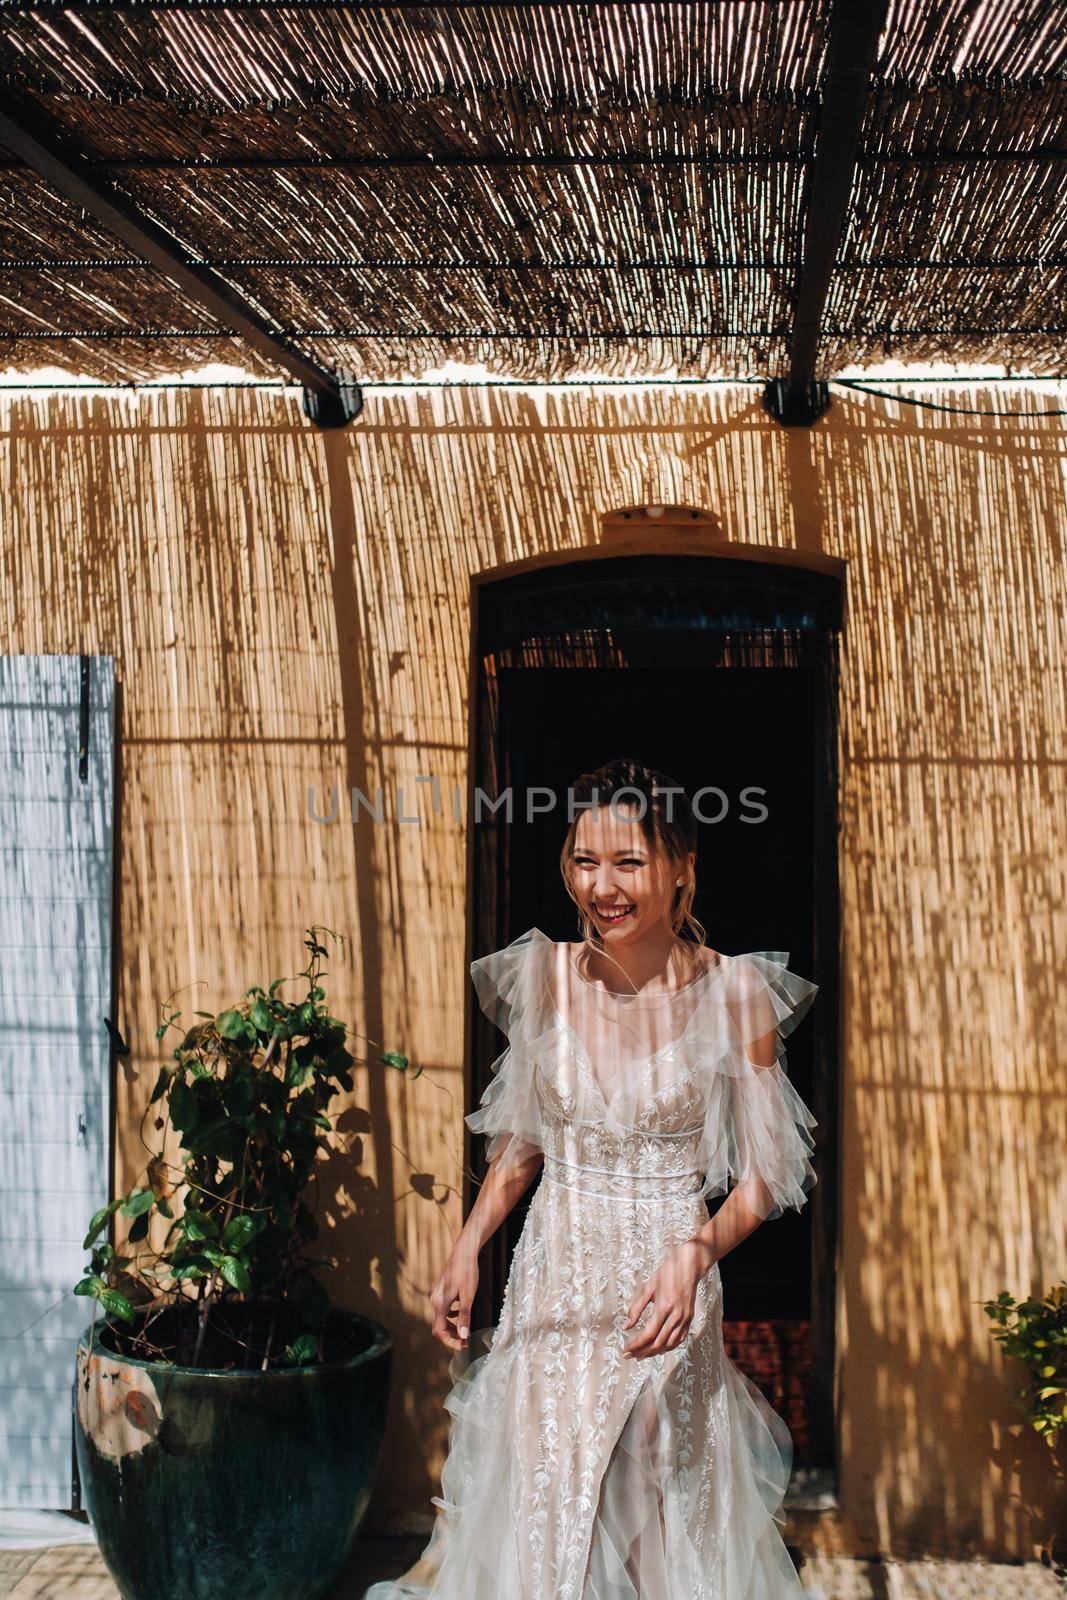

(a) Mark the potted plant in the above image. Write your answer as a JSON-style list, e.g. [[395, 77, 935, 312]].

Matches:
[[73, 927, 411, 1600]]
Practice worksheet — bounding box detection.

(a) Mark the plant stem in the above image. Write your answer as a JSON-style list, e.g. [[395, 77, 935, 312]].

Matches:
[[260, 1299, 280, 1371], [191, 1275, 211, 1368]]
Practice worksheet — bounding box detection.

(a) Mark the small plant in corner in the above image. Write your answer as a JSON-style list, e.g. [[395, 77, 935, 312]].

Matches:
[[75, 925, 417, 1371], [983, 1282, 1067, 1579], [982, 1282, 1067, 1453]]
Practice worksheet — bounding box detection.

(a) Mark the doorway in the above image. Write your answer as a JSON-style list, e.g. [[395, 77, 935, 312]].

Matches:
[[467, 552, 841, 1470]]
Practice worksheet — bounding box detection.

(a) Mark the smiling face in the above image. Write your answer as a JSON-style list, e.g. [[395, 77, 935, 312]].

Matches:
[[569, 800, 691, 946]]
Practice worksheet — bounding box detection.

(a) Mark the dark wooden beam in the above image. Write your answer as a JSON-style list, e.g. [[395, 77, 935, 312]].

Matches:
[[0, 145, 1059, 172], [766, 0, 890, 427], [0, 254, 1060, 274], [0, 95, 362, 426], [2, 151, 811, 172]]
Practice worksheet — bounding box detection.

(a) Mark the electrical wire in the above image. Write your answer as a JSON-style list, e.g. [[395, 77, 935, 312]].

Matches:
[[830, 378, 1067, 417]]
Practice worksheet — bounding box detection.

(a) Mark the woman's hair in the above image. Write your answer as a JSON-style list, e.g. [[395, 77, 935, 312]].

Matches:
[[558, 757, 708, 986]]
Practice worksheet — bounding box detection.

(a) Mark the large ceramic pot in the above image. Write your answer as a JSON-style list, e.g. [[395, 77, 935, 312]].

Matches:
[[74, 1306, 392, 1600]]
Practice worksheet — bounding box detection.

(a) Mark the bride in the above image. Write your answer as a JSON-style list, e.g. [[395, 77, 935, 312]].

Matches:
[[364, 758, 820, 1599]]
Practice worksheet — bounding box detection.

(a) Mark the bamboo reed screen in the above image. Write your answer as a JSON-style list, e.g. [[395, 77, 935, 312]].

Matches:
[[0, 378, 1064, 1557], [0, 2, 1063, 383]]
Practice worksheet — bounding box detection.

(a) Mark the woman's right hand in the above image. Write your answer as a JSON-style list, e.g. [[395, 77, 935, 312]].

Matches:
[[430, 1247, 479, 1351]]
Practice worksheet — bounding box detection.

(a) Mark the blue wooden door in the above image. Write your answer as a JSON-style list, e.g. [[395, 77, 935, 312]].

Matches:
[[0, 655, 116, 1508]]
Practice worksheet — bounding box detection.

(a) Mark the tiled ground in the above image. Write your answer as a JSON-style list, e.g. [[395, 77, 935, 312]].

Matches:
[[1, 1539, 1063, 1598]]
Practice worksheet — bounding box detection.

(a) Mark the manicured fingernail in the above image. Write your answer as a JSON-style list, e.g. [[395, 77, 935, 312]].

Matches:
[[459, 1326, 469, 1339]]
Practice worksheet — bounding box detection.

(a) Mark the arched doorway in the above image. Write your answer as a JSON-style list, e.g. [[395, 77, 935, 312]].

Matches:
[[466, 547, 843, 1476]]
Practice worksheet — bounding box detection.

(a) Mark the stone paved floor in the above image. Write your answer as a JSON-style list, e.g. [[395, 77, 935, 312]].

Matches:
[[1, 1538, 1064, 1598]]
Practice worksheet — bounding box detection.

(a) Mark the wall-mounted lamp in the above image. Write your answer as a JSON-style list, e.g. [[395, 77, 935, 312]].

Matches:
[[601, 503, 724, 539]]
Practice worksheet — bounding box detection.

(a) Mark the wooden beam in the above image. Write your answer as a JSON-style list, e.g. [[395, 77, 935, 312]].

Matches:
[[0, 95, 361, 426], [767, 0, 890, 426], [0, 145, 1058, 172]]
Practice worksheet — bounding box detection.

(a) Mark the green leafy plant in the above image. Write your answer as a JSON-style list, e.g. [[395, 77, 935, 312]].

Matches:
[[75, 926, 417, 1371], [982, 1283, 1067, 1448]]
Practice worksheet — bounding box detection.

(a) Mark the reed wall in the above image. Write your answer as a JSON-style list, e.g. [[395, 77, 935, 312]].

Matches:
[[0, 379, 1063, 1560]]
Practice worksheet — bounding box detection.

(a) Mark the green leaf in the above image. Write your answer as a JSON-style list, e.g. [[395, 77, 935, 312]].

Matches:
[[171, 1263, 210, 1282], [221, 1214, 263, 1252], [313, 1113, 332, 1131], [100, 1288, 135, 1322], [219, 1256, 252, 1294], [286, 1059, 313, 1090], [282, 1333, 318, 1366], [250, 999, 274, 1033], [74, 1275, 104, 1297], [380, 1051, 409, 1072], [82, 1197, 123, 1250], [179, 1209, 219, 1242], [216, 1008, 246, 1040], [120, 1188, 155, 1219]]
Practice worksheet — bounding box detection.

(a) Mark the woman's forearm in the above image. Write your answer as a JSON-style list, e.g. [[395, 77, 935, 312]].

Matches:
[[686, 1179, 770, 1272], [454, 1147, 543, 1258]]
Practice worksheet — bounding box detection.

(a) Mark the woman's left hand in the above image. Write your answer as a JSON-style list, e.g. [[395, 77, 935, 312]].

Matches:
[[621, 1239, 717, 1359]]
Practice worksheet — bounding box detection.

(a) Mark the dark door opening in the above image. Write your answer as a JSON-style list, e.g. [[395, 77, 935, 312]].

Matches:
[[467, 554, 841, 1471]]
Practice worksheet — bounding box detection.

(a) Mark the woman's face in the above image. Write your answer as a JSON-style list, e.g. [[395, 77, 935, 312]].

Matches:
[[569, 801, 686, 944]]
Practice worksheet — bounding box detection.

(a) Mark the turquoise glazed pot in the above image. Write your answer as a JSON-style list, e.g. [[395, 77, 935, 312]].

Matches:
[[74, 1308, 392, 1600]]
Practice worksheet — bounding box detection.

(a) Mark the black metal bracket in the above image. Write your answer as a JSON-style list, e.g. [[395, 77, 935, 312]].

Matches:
[[762, 378, 832, 427], [301, 374, 364, 429]]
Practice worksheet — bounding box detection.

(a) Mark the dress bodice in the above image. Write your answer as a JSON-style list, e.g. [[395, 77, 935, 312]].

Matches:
[[467, 926, 820, 1222], [535, 1013, 710, 1199]]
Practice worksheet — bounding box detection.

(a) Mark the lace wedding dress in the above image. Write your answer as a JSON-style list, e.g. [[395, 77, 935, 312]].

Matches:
[[363, 927, 819, 1600]]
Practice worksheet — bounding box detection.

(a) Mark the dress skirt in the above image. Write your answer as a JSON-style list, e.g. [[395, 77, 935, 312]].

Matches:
[[362, 1161, 811, 1600]]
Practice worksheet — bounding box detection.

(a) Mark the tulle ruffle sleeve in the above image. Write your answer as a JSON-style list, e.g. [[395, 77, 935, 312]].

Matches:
[[695, 953, 819, 1222], [465, 930, 550, 1178], [463, 930, 818, 1217]]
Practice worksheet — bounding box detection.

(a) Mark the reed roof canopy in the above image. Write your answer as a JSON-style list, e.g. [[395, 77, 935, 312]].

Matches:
[[0, 1, 1062, 423]]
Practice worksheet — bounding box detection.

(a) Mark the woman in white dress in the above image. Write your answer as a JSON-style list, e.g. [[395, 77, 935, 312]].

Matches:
[[364, 758, 819, 1600]]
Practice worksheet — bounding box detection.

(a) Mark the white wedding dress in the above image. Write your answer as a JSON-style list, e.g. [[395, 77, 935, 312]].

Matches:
[[364, 927, 819, 1600]]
